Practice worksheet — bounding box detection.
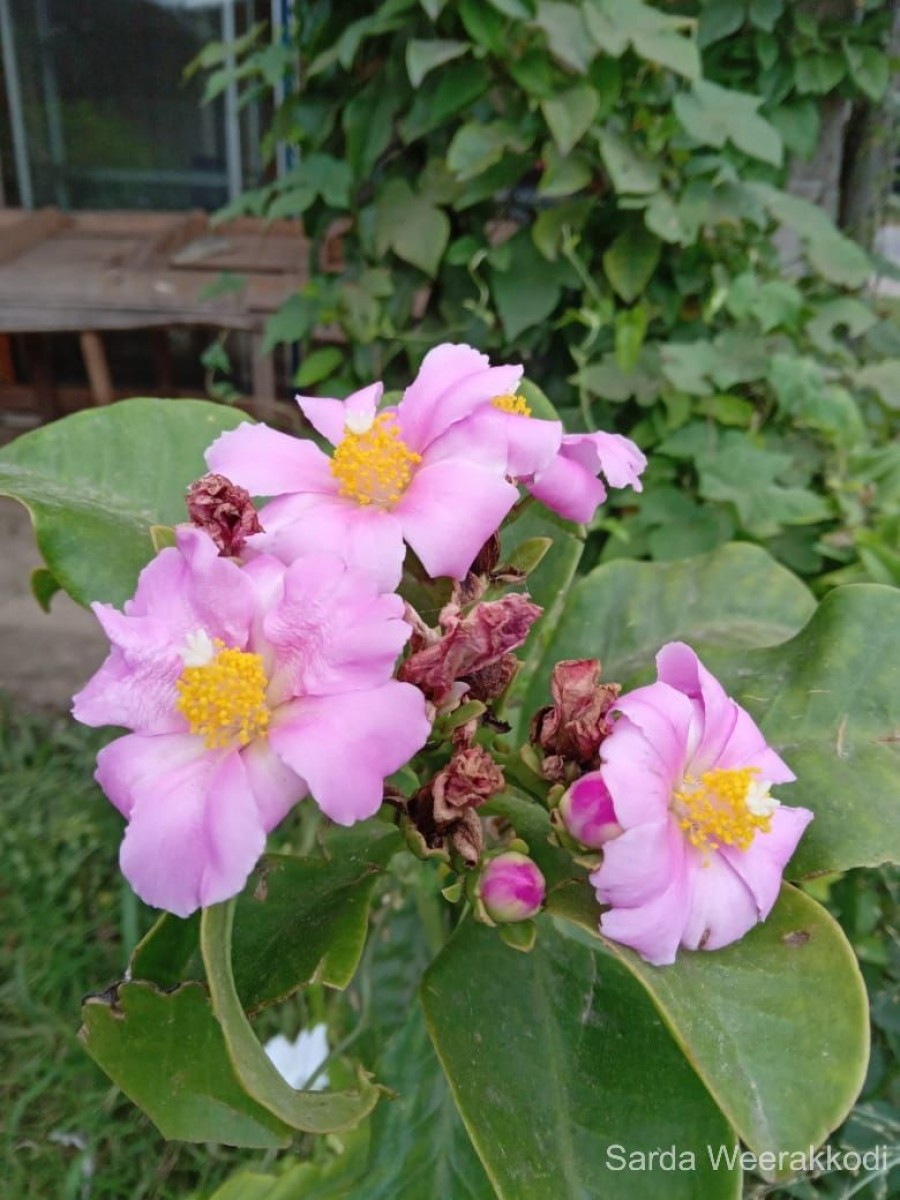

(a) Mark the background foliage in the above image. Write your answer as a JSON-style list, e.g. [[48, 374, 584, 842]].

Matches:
[[202, 0, 900, 589]]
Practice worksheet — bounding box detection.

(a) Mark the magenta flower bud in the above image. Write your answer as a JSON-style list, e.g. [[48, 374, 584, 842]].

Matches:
[[480, 852, 546, 924], [560, 772, 622, 850]]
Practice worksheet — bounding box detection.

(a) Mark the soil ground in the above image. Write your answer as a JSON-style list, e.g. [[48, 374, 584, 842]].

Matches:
[[0, 497, 107, 712]]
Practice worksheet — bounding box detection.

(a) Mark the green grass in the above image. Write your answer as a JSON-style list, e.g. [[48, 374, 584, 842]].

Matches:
[[0, 701, 253, 1199]]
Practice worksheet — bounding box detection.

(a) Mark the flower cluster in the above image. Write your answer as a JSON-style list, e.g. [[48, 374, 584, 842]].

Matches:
[[72, 340, 810, 965]]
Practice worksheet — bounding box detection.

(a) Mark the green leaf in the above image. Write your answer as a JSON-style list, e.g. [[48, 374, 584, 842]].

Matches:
[[0, 399, 249, 608], [405, 38, 469, 87], [534, 1, 595, 73], [422, 918, 742, 1199], [767, 99, 820, 159], [294, 346, 344, 388], [697, 442, 831, 537], [715, 585, 900, 874], [541, 85, 599, 156], [263, 292, 319, 353], [374, 178, 450, 277], [748, 0, 782, 32], [844, 42, 889, 101], [537, 142, 593, 198], [447, 120, 526, 181], [401, 60, 491, 143], [519, 542, 815, 719], [603, 226, 661, 303], [631, 27, 700, 80], [491, 233, 570, 339], [698, 0, 744, 48], [806, 234, 872, 288], [597, 128, 661, 194], [80, 982, 292, 1148], [232, 825, 403, 1011], [29, 565, 61, 613], [855, 360, 900, 407], [551, 885, 869, 1162], [795, 53, 846, 95], [200, 901, 381, 1134], [363, 1003, 495, 1198], [675, 81, 783, 166]]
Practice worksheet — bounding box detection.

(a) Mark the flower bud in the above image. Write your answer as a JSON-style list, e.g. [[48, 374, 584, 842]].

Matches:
[[559, 773, 622, 849], [480, 852, 545, 924]]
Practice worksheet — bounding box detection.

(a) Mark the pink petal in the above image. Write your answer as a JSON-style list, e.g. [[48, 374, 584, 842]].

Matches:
[[119, 748, 266, 916], [95, 732, 204, 817], [263, 553, 410, 702], [396, 459, 518, 580], [253, 492, 406, 592], [598, 853, 692, 967], [657, 641, 795, 783], [719, 804, 814, 918], [590, 817, 683, 907], [599, 717, 676, 829], [240, 737, 307, 832], [397, 343, 523, 451], [425, 407, 561, 478], [679, 847, 760, 953], [528, 451, 608, 523], [269, 682, 430, 825], [298, 382, 383, 447], [585, 431, 647, 491], [72, 627, 183, 734], [206, 422, 336, 497]]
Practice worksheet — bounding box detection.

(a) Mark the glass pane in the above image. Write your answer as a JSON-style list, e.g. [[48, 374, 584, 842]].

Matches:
[[2, 0, 261, 211]]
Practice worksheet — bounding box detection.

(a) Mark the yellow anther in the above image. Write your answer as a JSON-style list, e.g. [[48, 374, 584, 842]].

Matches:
[[176, 640, 269, 750], [492, 393, 532, 417], [330, 413, 421, 507], [673, 767, 773, 855]]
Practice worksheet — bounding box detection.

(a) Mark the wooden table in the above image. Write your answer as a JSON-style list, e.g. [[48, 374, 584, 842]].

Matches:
[[0, 207, 311, 418]]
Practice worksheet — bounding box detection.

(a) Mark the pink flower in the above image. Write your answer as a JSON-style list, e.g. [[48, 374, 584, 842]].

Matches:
[[437, 367, 646, 524], [206, 345, 546, 590], [480, 852, 546, 923], [72, 527, 430, 917], [589, 642, 813, 966]]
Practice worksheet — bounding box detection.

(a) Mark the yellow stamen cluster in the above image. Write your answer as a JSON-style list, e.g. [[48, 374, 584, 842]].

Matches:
[[176, 641, 270, 749], [674, 767, 772, 855], [492, 392, 532, 417], [330, 413, 421, 507]]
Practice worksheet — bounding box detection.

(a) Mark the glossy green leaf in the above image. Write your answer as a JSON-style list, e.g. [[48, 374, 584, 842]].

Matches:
[[520, 542, 815, 720], [537, 143, 593, 198], [675, 81, 783, 166], [362, 1003, 495, 1199], [844, 42, 889, 102], [712, 585, 900, 875], [0, 399, 249, 607], [490, 233, 574, 339], [534, 1, 594, 73], [551, 884, 869, 1164], [598, 129, 661, 195], [232, 825, 403, 1011], [80, 982, 292, 1148], [541, 85, 599, 156], [200, 901, 381, 1134], [423, 918, 742, 1199], [129, 823, 401, 1003], [405, 38, 469, 87], [603, 226, 661, 303], [374, 179, 450, 277]]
